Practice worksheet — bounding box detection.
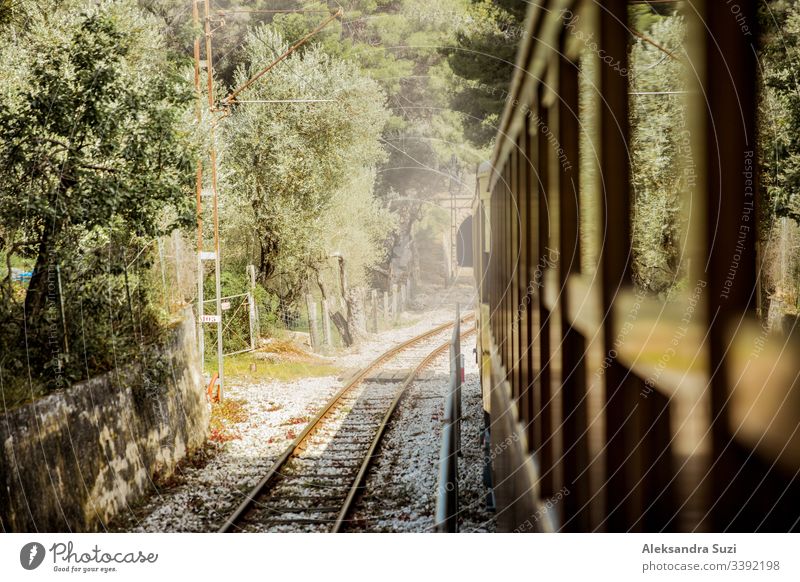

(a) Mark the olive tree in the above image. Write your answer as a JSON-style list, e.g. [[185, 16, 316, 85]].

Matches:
[[0, 0, 195, 379], [223, 26, 391, 308]]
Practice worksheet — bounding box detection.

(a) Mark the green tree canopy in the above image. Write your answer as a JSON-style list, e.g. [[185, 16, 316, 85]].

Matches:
[[0, 0, 195, 380], [445, 0, 526, 148], [760, 0, 800, 224], [222, 26, 391, 304]]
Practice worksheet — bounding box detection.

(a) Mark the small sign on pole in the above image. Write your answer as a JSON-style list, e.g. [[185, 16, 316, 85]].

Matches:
[[221, 301, 231, 310], [201, 314, 221, 323], [200, 251, 217, 261]]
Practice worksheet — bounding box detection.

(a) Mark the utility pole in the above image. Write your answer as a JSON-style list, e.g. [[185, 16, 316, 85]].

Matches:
[[193, 0, 224, 399], [191, 2, 343, 399], [192, 0, 205, 361], [205, 0, 225, 399]]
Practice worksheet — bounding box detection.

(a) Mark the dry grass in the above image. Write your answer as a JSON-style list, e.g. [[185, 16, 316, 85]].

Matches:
[[209, 397, 249, 443], [209, 339, 342, 382]]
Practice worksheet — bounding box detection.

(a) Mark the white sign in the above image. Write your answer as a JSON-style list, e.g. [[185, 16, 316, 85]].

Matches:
[[200, 251, 216, 261], [200, 315, 220, 323], [221, 301, 231, 310]]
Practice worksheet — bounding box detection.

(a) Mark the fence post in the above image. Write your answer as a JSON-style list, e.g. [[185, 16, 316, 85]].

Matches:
[[400, 282, 407, 313], [383, 291, 389, 323], [305, 293, 320, 351], [321, 297, 332, 347], [371, 289, 378, 332], [247, 292, 256, 351], [392, 284, 398, 321], [247, 265, 259, 342]]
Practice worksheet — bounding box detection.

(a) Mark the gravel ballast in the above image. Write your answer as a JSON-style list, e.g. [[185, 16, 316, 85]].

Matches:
[[110, 282, 487, 532], [345, 334, 495, 533]]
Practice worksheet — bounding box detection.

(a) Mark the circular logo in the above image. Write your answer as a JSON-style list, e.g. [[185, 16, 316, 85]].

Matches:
[[20, 542, 46, 570]]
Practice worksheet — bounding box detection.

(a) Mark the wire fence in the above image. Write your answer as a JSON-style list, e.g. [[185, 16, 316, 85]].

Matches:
[[302, 279, 414, 352], [202, 293, 256, 356]]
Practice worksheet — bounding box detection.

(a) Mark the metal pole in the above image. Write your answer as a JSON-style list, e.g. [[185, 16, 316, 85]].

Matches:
[[247, 291, 256, 351], [205, 0, 224, 398], [55, 263, 68, 355], [222, 8, 342, 106], [450, 157, 458, 285], [193, 0, 205, 362], [454, 303, 461, 458]]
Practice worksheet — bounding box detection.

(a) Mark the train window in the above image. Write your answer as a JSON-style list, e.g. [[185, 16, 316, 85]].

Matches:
[[628, 4, 690, 298], [577, 26, 601, 277]]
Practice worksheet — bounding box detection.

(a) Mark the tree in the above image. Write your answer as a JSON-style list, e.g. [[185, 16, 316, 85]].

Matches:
[[445, 0, 527, 148], [628, 13, 687, 293], [270, 2, 487, 289], [759, 0, 800, 224], [222, 26, 391, 309], [0, 0, 195, 371]]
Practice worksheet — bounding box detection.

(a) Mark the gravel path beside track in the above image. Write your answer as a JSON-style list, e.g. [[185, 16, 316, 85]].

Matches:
[[346, 334, 495, 532]]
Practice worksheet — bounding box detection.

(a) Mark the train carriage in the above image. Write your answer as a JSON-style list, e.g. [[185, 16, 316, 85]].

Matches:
[[473, 0, 800, 533]]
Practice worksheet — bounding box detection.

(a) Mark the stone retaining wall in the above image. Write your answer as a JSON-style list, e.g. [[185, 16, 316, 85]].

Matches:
[[0, 308, 208, 532]]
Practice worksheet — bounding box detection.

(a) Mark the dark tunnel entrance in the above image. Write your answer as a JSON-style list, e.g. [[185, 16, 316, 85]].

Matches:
[[456, 215, 473, 268]]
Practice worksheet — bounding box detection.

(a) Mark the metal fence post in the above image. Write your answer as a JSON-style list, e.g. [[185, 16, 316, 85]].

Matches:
[[247, 292, 256, 351]]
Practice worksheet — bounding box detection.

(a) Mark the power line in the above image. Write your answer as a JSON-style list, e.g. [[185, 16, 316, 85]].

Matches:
[[233, 99, 335, 104]]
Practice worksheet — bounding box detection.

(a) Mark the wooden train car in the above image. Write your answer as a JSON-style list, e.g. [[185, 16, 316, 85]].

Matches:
[[473, 0, 800, 532]]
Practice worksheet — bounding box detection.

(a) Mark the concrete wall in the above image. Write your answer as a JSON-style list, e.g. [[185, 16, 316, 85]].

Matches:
[[0, 309, 208, 532]]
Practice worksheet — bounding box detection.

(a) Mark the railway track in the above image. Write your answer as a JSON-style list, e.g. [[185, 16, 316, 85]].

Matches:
[[219, 314, 475, 533]]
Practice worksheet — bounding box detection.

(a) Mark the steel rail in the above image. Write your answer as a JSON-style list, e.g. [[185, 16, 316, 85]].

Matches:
[[218, 314, 474, 532], [332, 326, 476, 532]]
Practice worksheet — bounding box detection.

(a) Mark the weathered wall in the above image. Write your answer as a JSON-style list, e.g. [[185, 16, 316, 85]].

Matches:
[[0, 308, 208, 532]]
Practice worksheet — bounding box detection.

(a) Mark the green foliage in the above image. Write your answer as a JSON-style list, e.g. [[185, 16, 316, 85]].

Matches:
[[759, 0, 800, 225], [0, 0, 195, 394], [0, 4, 194, 234], [629, 14, 687, 294], [270, 1, 484, 199], [445, 0, 527, 148], [629, 3, 677, 32], [222, 27, 391, 306]]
